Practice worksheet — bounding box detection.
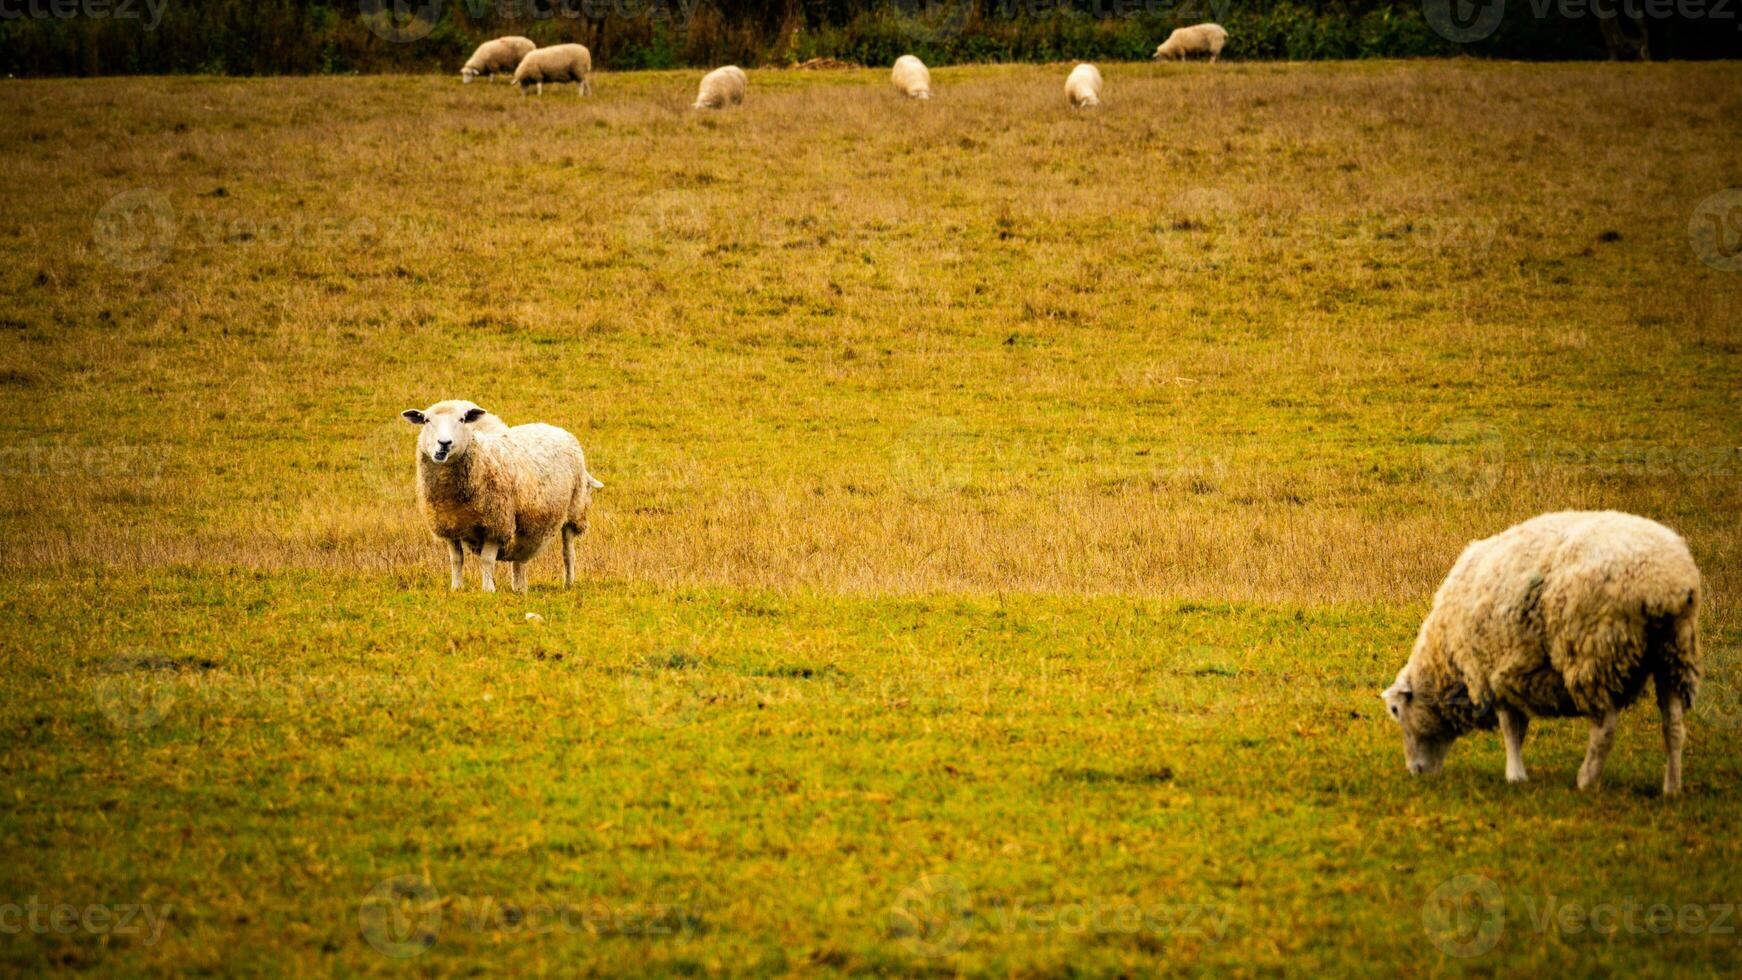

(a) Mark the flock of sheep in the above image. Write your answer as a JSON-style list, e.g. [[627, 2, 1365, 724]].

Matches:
[[459, 22, 1229, 107], [417, 17, 1705, 796]]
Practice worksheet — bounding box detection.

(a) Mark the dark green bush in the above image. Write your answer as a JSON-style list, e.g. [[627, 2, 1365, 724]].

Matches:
[[0, 0, 1735, 76]]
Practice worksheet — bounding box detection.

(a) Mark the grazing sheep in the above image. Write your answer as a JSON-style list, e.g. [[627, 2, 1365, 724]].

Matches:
[[1065, 63, 1102, 108], [461, 36, 535, 83], [513, 43, 592, 96], [1153, 23, 1229, 61], [401, 400, 604, 593], [693, 65, 747, 110], [1383, 511, 1701, 795], [891, 54, 932, 99]]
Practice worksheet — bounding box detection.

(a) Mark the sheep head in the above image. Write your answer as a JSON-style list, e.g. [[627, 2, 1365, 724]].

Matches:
[[401, 400, 492, 465], [1381, 663, 1478, 776]]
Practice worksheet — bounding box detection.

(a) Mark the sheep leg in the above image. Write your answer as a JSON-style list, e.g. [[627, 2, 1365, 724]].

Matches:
[[1659, 687, 1685, 796], [479, 541, 499, 593], [536, 81, 544, 96], [448, 539, 465, 591], [561, 526, 577, 588], [512, 561, 528, 594], [1497, 705, 1529, 783], [1576, 710, 1619, 791]]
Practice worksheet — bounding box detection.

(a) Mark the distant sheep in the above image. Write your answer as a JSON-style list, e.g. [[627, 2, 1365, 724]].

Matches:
[[1383, 511, 1701, 795], [461, 36, 534, 83], [1153, 23, 1228, 61], [513, 43, 592, 96], [1065, 63, 1102, 108], [401, 400, 604, 593], [891, 55, 932, 99], [694, 65, 747, 110]]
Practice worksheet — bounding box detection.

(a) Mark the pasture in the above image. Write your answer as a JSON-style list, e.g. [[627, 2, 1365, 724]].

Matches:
[[1, 60, 1741, 974]]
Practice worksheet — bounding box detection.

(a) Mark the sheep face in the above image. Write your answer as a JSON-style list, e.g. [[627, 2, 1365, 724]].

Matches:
[[1382, 668, 1457, 775], [461, 67, 478, 83], [401, 401, 491, 465]]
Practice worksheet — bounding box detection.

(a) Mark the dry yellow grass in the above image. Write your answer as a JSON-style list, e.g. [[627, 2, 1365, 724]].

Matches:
[[0, 61, 1738, 609]]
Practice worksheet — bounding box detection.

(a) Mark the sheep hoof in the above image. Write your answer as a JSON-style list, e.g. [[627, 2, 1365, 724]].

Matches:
[[1506, 771, 1528, 784]]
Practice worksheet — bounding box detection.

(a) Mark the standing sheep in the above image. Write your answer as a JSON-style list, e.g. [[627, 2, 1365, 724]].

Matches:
[[461, 36, 535, 83], [1153, 23, 1229, 61], [400, 400, 604, 593], [891, 54, 932, 100], [1065, 63, 1102, 109], [694, 66, 747, 110], [1383, 511, 1701, 795], [513, 43, 593, 96]]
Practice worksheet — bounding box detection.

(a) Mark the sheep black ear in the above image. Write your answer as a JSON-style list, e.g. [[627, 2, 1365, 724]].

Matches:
[[401, 410, 427, 425], [462, 408, 488, 423]]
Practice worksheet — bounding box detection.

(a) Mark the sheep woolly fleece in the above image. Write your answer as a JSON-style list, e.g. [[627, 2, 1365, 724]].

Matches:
[[406, 400, 602, 581], [1065, 63, 1102, 108], [1398, 511, 1700, 724], [1154, 23, 1229, 60], [461, 36, 534, 81], [694, 66, 747, 109], [891, 55, 932, 99], [513, 44, 592, 94]]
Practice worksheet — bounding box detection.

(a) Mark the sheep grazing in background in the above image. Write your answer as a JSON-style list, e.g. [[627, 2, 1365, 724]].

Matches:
[[1153, 23, 1228, 61], [460, 36, 534, 83], [891, 54, 932, 99], [401, 400, 604, 593], [512, 43, 592, 96], [1383, 511, 1701, 795], [1065, 63, 1102, 108], [693, 65, 747, 109]]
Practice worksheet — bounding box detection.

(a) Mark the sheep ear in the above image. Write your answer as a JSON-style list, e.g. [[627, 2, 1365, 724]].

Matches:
[[461, 407, 488, 423], [401, 410, 427, 425]]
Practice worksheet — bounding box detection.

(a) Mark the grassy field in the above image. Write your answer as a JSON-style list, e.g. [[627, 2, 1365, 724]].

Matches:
[[1, 60, 1741, 974]]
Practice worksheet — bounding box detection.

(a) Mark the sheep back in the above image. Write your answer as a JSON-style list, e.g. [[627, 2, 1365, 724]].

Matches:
[[694, 66, 748, 109], [1411, 511, 1701, 720], [892, 55, 932, 98], [513, 44, 592, 86], [464, 36, 535, 76]]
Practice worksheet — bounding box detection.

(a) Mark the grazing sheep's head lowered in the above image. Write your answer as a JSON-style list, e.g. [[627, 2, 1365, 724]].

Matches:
[[461, 67, 479, 83], [401, 400, 493, 465], [1382, 662, 1488, 776]]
